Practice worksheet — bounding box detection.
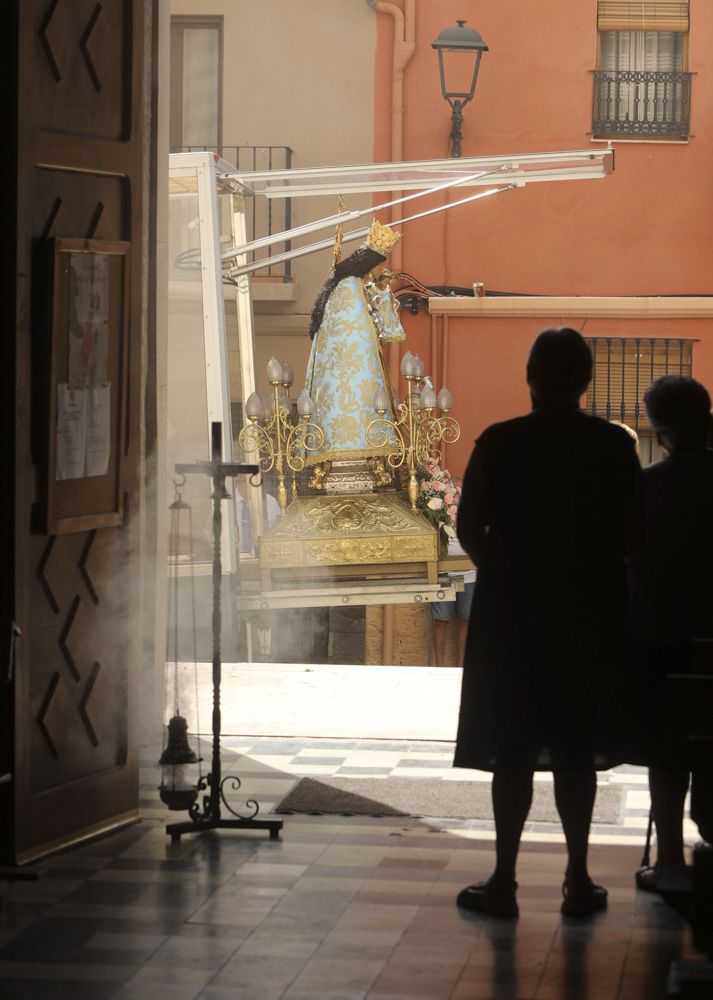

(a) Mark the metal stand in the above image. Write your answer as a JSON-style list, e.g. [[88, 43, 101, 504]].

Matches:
[[166, 422, 283, 842], [641, 808, 654, 868]]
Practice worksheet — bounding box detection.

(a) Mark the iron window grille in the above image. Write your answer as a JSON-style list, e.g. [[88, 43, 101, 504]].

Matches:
[[585, 337, 693, 465], [593, 7, 691, 141], [592, 69, 692, 138]]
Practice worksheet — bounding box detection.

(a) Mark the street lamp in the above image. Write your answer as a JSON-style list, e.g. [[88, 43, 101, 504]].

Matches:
[[432, 19, 489, 158]]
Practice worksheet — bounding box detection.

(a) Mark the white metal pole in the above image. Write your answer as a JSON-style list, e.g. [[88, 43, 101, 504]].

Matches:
[[229, 191, 266, 551], [196, 155, 236, 572], [227, 184, 516, 278], [223, 166, 506, 259]]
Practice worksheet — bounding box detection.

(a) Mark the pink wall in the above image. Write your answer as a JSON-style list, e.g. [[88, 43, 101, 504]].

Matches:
[[439, 315, 713, 477], [375, 1, 713, 476]]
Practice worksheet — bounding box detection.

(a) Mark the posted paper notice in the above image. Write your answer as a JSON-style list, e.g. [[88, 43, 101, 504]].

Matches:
[[56, 383, 111, 480]]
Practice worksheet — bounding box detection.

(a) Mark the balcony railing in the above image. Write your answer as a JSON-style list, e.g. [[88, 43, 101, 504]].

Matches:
[[592, 70, 691, 139], [172, 145, 294, 280]]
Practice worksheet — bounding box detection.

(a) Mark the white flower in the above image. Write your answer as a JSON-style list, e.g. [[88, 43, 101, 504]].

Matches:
[[427, 497, 443, 511], [443, 524, 455, 538]]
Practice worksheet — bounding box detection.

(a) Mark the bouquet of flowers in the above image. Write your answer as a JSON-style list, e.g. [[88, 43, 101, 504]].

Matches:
[[415, 458, 461, 542]]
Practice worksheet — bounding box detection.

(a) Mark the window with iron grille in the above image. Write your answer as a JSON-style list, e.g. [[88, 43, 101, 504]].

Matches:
[[593, 2, 691, 139], [585, 337, 693, 465]]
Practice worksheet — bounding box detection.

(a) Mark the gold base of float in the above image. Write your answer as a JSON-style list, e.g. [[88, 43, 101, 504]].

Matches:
[[259, 491, 440, 588]]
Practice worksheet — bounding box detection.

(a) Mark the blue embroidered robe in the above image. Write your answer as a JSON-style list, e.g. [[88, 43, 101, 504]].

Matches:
[[304, 276, 405, 467]]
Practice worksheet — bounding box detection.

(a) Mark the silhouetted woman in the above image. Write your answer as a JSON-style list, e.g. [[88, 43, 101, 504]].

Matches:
[[627, 376, 713, 893], [454, 328, 641, 918]]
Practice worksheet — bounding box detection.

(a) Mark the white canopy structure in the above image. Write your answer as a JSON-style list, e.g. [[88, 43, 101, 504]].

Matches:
[[218, 147, 615, 198], [167, 147, 615, 591], [174, 147, 615, 277]]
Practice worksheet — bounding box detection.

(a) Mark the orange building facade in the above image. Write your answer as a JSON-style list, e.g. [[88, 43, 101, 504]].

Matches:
[[372, 0, 713, 478], [166, 1, 713, 665]]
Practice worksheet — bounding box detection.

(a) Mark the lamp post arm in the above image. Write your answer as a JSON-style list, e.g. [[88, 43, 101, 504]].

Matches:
[[450, 101, 464, 158]]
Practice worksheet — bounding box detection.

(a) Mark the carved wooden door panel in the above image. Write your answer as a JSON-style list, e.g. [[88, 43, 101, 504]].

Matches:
[[11, 0, 149, 862]]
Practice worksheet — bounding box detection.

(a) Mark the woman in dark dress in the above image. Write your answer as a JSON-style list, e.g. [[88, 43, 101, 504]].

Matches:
[[454, 328, 641, 918], [627, 376, 713, 893]]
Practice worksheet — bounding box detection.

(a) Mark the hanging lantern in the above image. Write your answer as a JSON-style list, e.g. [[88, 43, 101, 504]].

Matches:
[[432, 19, 489, 158], [162, 477, 204, 814], [159, 715, 200, 811]]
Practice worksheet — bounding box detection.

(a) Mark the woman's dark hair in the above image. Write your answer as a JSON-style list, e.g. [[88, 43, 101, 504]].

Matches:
[[308, 246, 386, 339], [644, 375, 712, 450], [526, 327, 593, 400]]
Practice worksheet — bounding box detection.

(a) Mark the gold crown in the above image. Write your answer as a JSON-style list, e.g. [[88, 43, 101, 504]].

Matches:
[[365, 218, 401, 256]]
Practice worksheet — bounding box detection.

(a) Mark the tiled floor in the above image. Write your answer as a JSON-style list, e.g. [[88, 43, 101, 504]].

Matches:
[[1, 665, 704, 998], [171, 661, 696, 841], [171, 735, 696, 848], [0, 737, 704, 999]]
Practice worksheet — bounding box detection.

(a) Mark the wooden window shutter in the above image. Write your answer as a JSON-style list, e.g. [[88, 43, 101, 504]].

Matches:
[[586, 338, 693, 431], [597, 2, 690, 32]]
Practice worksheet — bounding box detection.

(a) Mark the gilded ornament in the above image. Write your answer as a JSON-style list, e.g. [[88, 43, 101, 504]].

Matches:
[[305, 539, 392, 564], [364, 218, 401, 256], [308, 461, 331, 490], [396, 537, 438, 560], [368, 457, 392, 487]]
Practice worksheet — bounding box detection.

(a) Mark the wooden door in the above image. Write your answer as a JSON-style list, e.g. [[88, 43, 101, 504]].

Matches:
[[6, 0, 154, 862]]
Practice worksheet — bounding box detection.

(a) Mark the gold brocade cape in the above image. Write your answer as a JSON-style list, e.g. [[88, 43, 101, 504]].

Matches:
[[303, 276, 405, 467]]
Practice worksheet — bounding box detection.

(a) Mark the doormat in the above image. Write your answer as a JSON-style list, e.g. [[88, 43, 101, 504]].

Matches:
[[276, 776, 624, 824]]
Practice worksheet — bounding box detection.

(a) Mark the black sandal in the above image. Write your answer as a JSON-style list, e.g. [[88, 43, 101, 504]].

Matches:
[[635, 863, 691, 894], [456, 878, 519, 918], [560, 878, 608, 917]]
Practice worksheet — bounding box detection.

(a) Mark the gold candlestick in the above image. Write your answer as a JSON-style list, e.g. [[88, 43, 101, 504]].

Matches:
[[366, 354, 460, 511], [238, 358, 324, 513]]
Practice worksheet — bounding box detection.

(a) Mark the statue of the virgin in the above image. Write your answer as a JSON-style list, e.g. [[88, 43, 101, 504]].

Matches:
[[304, 219, 405, 490]]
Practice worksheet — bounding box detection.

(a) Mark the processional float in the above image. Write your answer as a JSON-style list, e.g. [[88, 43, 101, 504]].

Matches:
[[220, 148, 614, 590], [160, 147, 614, 840]]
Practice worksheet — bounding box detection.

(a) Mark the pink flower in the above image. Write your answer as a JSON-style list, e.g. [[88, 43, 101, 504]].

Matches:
[[431, 481, 445, 491], [444, 493, 454, 505], [447, 505, 458, 519], [420, 481, 430, 492], [427, 497, 444, 511]]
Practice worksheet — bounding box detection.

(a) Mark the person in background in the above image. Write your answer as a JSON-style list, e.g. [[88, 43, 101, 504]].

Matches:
[[431, 520, 476, 667], [627, 376, 713, 893], [610, 420, 640, 456], [235, 473, 280, 554], [453, 327, 640, 919]]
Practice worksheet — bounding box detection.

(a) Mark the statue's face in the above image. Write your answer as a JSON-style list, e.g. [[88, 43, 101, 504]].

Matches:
[[370, 261, 388, 280]]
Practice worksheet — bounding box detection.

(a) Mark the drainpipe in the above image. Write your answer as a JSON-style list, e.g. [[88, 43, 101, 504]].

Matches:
[[370, 0, 415, 278], [372, 0, 415, 403], [366, 0, 416, 668]]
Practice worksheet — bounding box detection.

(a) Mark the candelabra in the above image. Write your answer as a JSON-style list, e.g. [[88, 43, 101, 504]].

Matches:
[[366, 351, 461, 509], [238, 357, 324, 512]]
